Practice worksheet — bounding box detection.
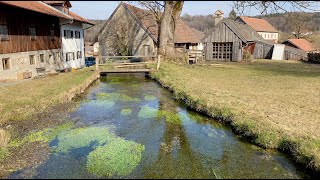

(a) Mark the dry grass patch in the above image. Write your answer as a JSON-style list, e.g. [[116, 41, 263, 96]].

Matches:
[[151, 59, 320, 171], [0, 67, 95, 125]]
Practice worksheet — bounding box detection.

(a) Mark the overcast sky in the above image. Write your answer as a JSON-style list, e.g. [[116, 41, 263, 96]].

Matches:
[[69, 1, 262, 20]]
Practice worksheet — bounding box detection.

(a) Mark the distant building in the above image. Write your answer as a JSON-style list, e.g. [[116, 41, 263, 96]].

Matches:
[[43, 1, 94, 70], [282, 39, 316, 52], [203, 19, 306, 61], [96, 2, 202, 56], [236, 16, 279, 44]]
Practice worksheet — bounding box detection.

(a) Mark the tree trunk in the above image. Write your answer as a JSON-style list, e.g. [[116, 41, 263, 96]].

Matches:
[[158, 1, 184, 58]]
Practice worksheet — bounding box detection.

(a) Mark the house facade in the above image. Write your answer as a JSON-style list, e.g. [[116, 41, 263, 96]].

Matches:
[[0, 1, 71, 80], [236, 16, 279, 44], [43, 1, 94, 70], [97, 2, 202, 57]]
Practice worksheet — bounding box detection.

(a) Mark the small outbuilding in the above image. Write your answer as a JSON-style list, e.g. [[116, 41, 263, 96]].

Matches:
[[282, 39, 316, 52], [203, 18, 273, 61]]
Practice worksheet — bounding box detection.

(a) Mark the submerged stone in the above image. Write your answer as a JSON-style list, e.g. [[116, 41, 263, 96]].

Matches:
[[86, 138, 144, 178]]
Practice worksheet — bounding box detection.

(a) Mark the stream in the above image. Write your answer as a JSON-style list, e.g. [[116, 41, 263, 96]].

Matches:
[[8, 73, 310, 179]]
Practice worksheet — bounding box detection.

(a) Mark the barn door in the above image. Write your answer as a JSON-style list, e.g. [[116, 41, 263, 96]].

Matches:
[[212, 42, 232, 61]]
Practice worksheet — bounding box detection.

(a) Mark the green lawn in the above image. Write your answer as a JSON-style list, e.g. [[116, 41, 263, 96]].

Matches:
[[151, 59, 320, 171], [0, 67, 96, 124]]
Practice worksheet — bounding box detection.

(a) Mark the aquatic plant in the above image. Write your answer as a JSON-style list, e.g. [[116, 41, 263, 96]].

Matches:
[[86, 138, 144, 178], [9, 122, 73, 147], [144, 95, 157, 101], [85, 100, 115, 108], [138, 106, 158, 119], [121, 108, 132, 116], [96, 92, 140, 102], [157, 111, 182, 125], [52, 127, 115, 154]]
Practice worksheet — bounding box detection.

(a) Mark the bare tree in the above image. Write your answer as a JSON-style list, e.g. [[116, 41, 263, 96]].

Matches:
[[234, 1, 320, 15], [286, 12, 312, 39], [130, 1, 184, 58]]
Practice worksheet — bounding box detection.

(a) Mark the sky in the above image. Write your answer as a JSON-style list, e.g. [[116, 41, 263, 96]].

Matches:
[[69, 1, 261, 20]]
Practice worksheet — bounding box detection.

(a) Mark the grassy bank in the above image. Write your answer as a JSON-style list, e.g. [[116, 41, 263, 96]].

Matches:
[[150, 60, 320, 172], [0, 67, 98, 125]]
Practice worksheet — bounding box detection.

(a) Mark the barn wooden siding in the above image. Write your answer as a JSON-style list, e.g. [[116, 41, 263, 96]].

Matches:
[[0, 5, 61, 54], [284, 46, 307, 60], [253, 42, 273, 59], [204, 23, 243, 62]]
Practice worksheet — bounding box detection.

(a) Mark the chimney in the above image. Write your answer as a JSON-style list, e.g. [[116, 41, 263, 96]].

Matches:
[[214, 10, 224, 25]]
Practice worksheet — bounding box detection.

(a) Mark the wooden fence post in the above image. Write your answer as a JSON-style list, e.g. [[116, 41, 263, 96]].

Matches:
[[96, 52, 100, 71], [157, 54, 161, 70]]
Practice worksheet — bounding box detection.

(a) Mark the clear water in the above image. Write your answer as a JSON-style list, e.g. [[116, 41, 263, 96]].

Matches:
[[8, 73, 310, 179]]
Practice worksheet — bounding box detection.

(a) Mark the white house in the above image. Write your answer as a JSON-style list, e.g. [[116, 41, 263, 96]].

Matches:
[[236, 16, 279, 44], [43, 1, 94, 70]]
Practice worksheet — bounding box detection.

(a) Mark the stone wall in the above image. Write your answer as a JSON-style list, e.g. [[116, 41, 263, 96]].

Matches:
[[99, 5, 156, 56], [0, 49, 60, 80]]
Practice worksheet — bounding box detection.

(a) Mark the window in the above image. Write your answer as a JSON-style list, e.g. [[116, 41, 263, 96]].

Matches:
[[66, 52, 74, 61], [0, 25, 9, 41], [55, 52, 60, 63], [212, 42, 233, 61], [48, 54, 52, 64], [40, 54, 44, 63], [64, 30, 67, 38], [50, 29, 55, 40], [63, 30, 74, 39], [75, 31, 80, 39], [2, 58, 10, 70], [76, 51, 82, 59], [30, 55, 35, 65], [29, 25, 36, 40]]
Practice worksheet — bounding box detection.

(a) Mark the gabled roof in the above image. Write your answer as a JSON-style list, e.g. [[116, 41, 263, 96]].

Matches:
[[214, 10, 224, 15], [191, 28, 205, 41], [0, 1, 72, 20], [238, 16, 278, 33], [204, 18, 267, 44], [69, 11, 94, 25], [123, 2, 201, 44], [285, 39, 315, 52], [43, 1, 72, 7]]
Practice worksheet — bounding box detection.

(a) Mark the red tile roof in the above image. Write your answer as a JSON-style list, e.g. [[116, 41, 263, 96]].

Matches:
[[124, 3, 201, 43], [0, 1, 72, 19], [69, 11, 94, 25], [286, 39, 315, 52], [239, 16, 278, 33], [43, 1, 72, 7]]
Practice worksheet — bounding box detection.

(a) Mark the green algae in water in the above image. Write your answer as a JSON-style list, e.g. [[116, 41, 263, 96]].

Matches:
[[52, 127, 115, 154], [144, 95, 157, 101], [121, 108, 132, 116], [86, 138, 145, 178], [96, 92, 140, 102], [157, 111, 182, 125], [138, 106, 159, 119], [9, 122, 74, 148], [87, 100, 115, 108]]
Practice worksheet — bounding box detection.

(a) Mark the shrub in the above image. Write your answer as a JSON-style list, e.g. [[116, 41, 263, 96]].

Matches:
[[308, 52, 320, 63]]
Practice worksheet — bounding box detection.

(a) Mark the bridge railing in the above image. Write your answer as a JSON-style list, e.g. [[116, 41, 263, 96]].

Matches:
[[93, 54, 161, 71]]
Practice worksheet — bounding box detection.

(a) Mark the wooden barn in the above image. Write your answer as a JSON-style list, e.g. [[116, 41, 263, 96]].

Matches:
[[203, 18, 307, 61], [203, 18, 272, 61]]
